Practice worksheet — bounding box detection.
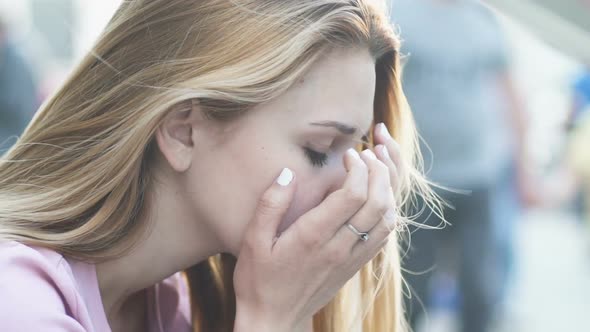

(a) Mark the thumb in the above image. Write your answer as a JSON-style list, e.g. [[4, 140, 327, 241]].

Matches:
[[247, 167, 296, 249]]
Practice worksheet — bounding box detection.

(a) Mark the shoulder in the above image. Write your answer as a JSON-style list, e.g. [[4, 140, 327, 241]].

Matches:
[[0, 241, 86, 331], [0, 240, 70, 287]]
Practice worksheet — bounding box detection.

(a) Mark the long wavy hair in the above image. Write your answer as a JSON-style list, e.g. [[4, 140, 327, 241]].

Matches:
[[0, 0, 437, 331]]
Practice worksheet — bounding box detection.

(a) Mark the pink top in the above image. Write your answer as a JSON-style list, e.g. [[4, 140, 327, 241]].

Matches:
[[0, 240, 192, 332]]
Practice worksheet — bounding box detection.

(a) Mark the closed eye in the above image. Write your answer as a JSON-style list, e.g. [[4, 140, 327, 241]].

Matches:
[[303, 147, 328, 168]]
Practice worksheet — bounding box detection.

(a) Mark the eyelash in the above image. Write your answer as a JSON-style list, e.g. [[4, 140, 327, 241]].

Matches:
[[303, 147, 329, 168]]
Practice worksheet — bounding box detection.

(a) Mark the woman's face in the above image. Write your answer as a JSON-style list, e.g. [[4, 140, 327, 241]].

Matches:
[[183, 48, 376, 254]]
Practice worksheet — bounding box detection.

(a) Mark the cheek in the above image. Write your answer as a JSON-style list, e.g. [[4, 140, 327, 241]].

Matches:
[[186, 140, 277, 253]]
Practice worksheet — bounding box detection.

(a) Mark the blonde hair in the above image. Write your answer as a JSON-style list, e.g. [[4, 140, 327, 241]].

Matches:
[[0, 1, 436, 331]]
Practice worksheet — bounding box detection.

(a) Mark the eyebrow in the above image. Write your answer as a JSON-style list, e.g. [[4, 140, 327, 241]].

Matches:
[[309, 121, 358, 135], [309, 121, 371, 144]]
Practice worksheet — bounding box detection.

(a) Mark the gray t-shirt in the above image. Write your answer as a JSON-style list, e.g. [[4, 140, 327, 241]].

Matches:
[[391, 0, 512, 188]]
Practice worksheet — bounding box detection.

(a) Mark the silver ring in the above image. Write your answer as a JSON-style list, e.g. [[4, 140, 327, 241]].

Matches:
[[346, 223, 369, 242]]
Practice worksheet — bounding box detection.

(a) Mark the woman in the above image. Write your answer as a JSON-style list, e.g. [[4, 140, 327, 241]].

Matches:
[[0, 0, 436, 331]]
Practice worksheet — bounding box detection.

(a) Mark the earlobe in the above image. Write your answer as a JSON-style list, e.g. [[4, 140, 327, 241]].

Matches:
[[155, 101, 200, 172]]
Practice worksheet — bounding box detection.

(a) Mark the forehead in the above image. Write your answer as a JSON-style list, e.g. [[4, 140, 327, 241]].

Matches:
[[282, 48, 376, 130], [233, 48, 377, 134], [219, 47, 377, 143]]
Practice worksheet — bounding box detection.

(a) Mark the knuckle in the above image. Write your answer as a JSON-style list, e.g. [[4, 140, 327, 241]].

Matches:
[[379, 224, 395, 240], [323, 245, 350, 265], [377, 200, 391, 217], [240, 232, 260, 254], [371, 225, 392, 244], [297, 226, 323, 248], [243, 238, 258, 254], [256, 192, 284, 215], [343, 187, 366, 205], [381, 207, 398, 227], [368, 193, 391, 216]]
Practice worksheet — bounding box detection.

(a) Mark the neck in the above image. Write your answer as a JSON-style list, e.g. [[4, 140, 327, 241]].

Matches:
[[95, 173, 222, 321]]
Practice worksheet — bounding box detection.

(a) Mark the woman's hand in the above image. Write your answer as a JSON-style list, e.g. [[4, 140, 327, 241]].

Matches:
[[373, 123, 405, 196], [233, 124, 402, 332]]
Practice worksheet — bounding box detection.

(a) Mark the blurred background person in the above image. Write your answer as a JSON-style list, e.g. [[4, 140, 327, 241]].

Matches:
[[390, 1, 539, 331], [0, 18, 38, 152], [571, 67, 590, 121], [566, 65, 590, 230]]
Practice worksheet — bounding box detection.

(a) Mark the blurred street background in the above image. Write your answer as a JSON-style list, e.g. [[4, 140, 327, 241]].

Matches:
[[1, 1, 589, 331]]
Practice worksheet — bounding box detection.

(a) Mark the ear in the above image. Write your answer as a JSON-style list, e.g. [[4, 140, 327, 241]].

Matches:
[[155, 100, 202, 172]]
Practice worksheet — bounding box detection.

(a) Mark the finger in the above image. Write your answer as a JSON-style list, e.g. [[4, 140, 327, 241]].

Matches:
[[331, 148, 393, 249], [245, 167, 296, 251], [282, 148, 368, 248], [375, 144, 400, 193], [374, 123, 405, 178], [351, 205, 397, 257]]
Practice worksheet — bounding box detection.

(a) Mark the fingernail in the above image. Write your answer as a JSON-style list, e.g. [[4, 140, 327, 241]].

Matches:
[[361, 149, 376, 160], [276, 168, 294, 186], [346, 148, 361, 160], [378, 123, 392, 140], [378, 144, 390, 160]]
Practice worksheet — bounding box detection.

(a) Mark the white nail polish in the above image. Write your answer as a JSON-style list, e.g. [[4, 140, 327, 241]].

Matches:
[[346, 148, 361, 160], [276, 168, 293, 186], [361, 149, 376, 160]]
